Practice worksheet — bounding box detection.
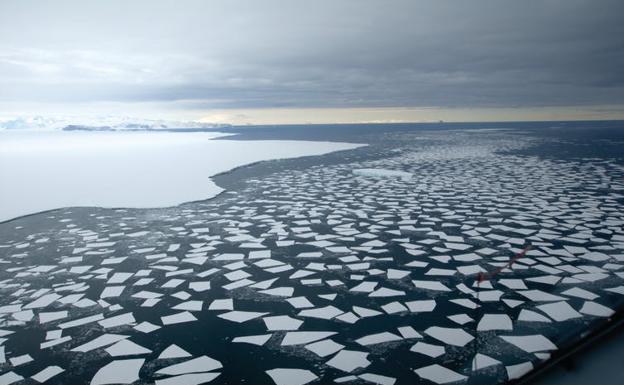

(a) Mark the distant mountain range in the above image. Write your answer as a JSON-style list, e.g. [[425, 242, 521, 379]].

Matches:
[[0, 116, 229, 131]]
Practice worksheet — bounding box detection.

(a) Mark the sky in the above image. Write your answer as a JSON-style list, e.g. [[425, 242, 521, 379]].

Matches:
[[1, 0, 623, 125]]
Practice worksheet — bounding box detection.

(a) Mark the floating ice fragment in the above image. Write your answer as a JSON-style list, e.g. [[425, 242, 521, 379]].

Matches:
[[281, 331, 337, 346], [155, 373, 221, 385], [325, 350, 371, 373], [90, 359, 144, 385], [353, 169, 412, 180], [105, 339, 152, 356], [265, 368, 318, 385], [500, 335, 557, 353], [411, 342, 445, 358], [233, 334, 272, 346], [32, 366, 65, 383], [156, 356, 222, 375], [158, 344, 192, 359], [425, 326, 474, 347], [414, 364, 467, 384]]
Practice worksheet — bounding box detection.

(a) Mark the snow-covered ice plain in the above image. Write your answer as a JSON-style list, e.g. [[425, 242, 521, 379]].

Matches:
[[0, 130, 364, 222], [0, 122, 623, 384]]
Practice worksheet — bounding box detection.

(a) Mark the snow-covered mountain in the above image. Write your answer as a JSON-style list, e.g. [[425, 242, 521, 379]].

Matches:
[[0, 115, 229, 131]]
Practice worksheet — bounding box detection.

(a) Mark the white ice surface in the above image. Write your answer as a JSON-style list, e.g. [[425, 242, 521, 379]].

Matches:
[[265, 368, 318, 385], [352, 168, 412, 180], [90, 359, 144, 385], [0, 130, 364, 222]]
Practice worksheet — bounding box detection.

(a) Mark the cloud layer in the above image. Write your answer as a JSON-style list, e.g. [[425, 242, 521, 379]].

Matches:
[[1, 0, 623, 113]]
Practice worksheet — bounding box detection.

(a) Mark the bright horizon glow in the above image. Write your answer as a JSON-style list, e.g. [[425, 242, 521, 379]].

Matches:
[[2, 104, 623, 128]]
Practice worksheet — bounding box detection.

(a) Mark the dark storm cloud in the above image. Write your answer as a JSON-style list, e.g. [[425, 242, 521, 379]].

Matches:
[[1, 0, 623, 109]]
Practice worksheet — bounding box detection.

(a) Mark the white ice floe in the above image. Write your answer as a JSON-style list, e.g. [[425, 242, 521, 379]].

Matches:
[[305, 339, 345, 357], [31, 365, 65, 383], [156, 356, 222, 375], [471, 353, 501, 370], [281, 331, 337, 346], [500, 335, 557, 353], [263, 315, 303, 331], [218, 311, 268, 323], [233, 334, 273, 346], [0, 130, 363, 222], [161, 311, 197, 325], [265, 368, 318, 385], [355, 332, 402, 346], [352, 169, 412, 180], [506, 362, 533, 380], [155, 373, 221, 385], [90, 358, 144, 385], [414, 364, 467, 384], [105, 339, 152, 356], [579, 301, 614, 317], [424, 327, 474, 347], [158, 344, 192, 359], [477, 314, 513, 331], [410, 342, 445, 358], [535, 301, 582, 322], [325, 350, 371, 373]]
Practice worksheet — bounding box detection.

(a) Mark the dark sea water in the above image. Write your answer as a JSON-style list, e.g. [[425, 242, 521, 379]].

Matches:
[[1, 121, 623, 385]]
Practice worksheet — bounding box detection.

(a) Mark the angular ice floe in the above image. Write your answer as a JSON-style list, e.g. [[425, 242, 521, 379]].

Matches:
[[506, 362, 533, 380], [305, 339, 345, 357], [233, 334, 273, 346], [155, 373, 221, 385], [281, 331, 337, 346], [500, 335, 557, 353], [218, 311, 269, 323], [71, 334, 128, 353], [412, 280, 451, 292], [518, 309, 551, 323], [536, 301, 582, 322], [298, 306, 343, 319], [477, 314, 513, 331], [161, 311, 197, 325], [0, 372, 23, 385], [158, 344, 192, 359], [355, 332, 402, 346], [517, 290, 566, 302], [405, 300, 436, 313], [263, 315, 303, 331], [425, 327, 474, 347], [471, 353, 501, 370], [208, 299, 233, 311], [99, 312, 136, 329], [90, 358, 144, 385], [325, 350, 371, 373], [265, 368, 318, 385], [31, 365, 65, 383], [579, 301, 614, 317], [410, 342, 445, 358], [156, 356, 222, 375], [353, 168, 412, 180], [105, 339, 152, 356], [414, 364, 467, 384]]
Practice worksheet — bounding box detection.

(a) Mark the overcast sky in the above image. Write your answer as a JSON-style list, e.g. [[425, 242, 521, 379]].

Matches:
[[1, 0, 623, 124]]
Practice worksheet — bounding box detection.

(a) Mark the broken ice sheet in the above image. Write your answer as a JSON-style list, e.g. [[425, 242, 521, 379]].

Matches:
[[158, 344, 192, 359], [90, 358, 144, 385], [325, 350, 371, 373], [414, 364, 467, 384], [155, 373, 221, 385], [233, 334, 273, 346], [265, 368, 318, 385], [156, 356, 222, 375]]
